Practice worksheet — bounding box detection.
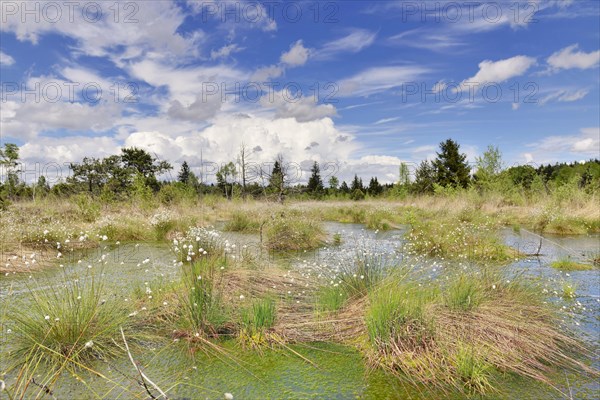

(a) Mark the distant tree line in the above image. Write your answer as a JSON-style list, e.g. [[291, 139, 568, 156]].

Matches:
[[1, 139, 599, 208]]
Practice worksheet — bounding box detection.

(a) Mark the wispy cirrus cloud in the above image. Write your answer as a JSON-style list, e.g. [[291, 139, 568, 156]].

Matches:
[[313, 29, 377, 60], [338, 65, 430, 97]]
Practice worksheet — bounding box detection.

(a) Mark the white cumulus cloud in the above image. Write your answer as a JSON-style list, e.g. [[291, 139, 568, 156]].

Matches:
[[280, 40, 310, 67], [547, 44, 600, 72], [460, 55, 536, 88], [0, 50, 15, 66]]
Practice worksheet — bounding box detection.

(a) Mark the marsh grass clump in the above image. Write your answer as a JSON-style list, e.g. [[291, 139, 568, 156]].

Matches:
[[550, 258, 594, 271], [406, 218, 517, 263], [150, 209, 195, 241], [238, 298, 278, 348], [98, 220, 153, 242], [180, 256, 229, 336], [444, 274, 482, 311], [264, 213, 325, 252], [332, 232, 342, 245], [223, 211, 261, 233], [359, 269, 596, 396], [175, 226, 225, 263], [8, 270, 132, 391], [365, 209, 394, 231], [366, 279, 435, 347], [315, 286, 348, 315], [453, 344, 493, 394], [561, 282, 577, 299], [339, 255, 388, 298]]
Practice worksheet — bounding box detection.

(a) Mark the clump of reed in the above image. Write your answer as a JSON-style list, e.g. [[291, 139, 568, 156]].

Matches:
[[5, 269, 143, 399]]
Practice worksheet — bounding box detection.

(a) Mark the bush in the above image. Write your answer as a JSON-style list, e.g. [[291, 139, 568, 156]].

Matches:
[[72, 193, 100, 222], [350, 189, 365, 201]]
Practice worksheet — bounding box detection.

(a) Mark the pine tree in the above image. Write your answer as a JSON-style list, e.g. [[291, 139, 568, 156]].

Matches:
[[368, 177, 382, 196], [328, 176, 339, 191], [432, 139, 471, 188], [340, 181, 349, 193], [178, 161, 191, 184], [268, 160, 283, 190], [350, 174, 363, 192], [413, 160, 435, 194], [307, 161, 324, 194]]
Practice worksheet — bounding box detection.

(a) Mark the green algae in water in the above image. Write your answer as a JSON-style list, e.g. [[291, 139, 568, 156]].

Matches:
[[5, 339, 589, 400]]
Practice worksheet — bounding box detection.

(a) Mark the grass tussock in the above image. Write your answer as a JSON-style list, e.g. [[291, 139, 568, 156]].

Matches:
[[180, 256, 230, 336], [264, 212, 325, 252], [405, 218, 518, 263], [223, 210, 262, 233], [550, 258, 594, 271], [358, 269, 596, 396], [10, 272, 130, 366], [238, 298, 278, 348]]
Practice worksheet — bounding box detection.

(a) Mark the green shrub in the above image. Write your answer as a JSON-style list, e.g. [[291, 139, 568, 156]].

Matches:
[[72, 193, 100, 222], [350, 189, 365, 201]]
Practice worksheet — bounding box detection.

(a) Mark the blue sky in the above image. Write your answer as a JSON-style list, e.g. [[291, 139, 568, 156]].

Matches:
[[1, 0, 599, 183]]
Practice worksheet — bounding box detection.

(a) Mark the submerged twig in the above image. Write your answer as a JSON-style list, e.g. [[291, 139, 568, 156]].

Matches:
[[120, 327, 169, 399]]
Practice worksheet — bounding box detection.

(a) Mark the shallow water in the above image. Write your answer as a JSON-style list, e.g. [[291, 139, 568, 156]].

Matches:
[[1, 222, 598, 399]]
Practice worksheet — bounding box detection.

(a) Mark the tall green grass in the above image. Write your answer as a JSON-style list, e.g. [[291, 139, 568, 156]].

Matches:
[[453, 344, 493, 394], [366, 279, 435, 346], [444, 274, 482, 311], [315, 286, 348, 315], [10, 271, 129, 365], [239, 298, 277, 348], [180, 257, 229, 335]]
